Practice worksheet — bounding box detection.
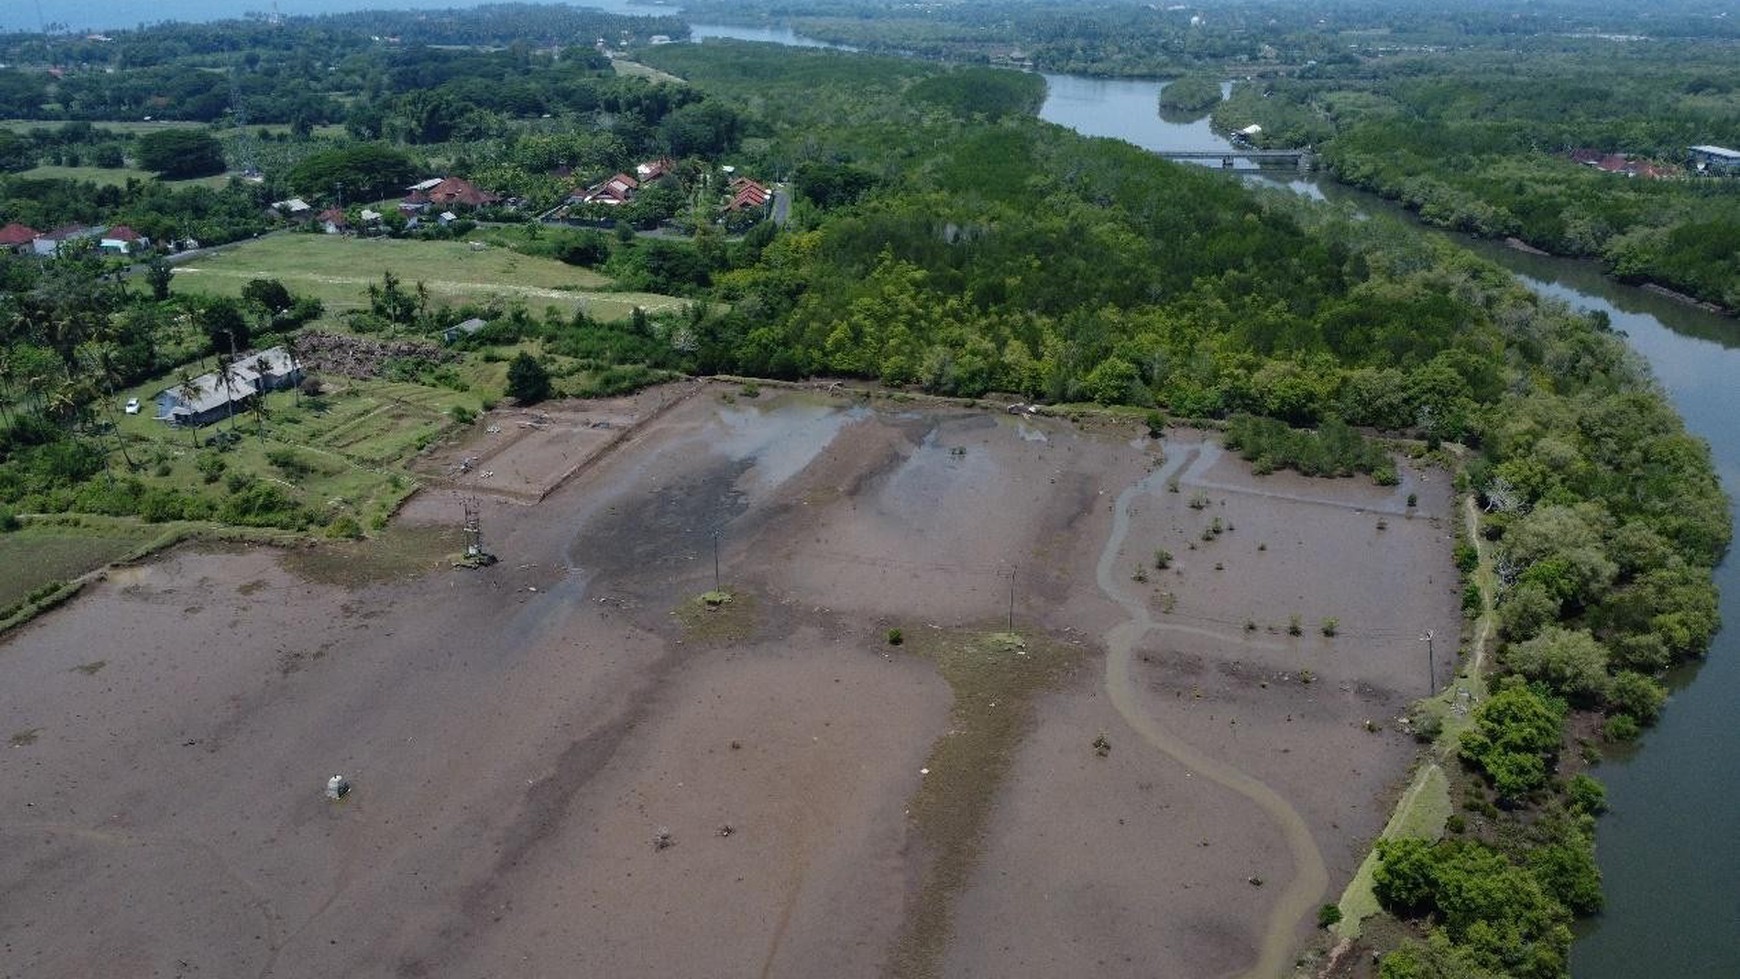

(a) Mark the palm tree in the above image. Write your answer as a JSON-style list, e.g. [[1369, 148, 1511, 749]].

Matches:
[[216, 353, 241, 433], [175, 369, 202, 448], [284, 334, 304, 405], [0, 348, 15, 429], [91, 346, 137, 469], [250, 355, 273, 438]]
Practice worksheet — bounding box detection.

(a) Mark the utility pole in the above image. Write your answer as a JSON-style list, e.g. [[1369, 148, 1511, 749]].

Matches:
[[712, 530, 721, 589], [1419, 630, 1436, 696], [1007, 565, 1017, 632]]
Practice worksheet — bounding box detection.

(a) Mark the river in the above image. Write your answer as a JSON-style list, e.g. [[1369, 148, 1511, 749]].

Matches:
[[687, 25, 1740, 976], [1026, 64, 1740, 979]]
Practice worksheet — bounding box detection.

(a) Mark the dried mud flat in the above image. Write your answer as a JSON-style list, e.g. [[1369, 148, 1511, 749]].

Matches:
[[0, 385, 1461, 979]]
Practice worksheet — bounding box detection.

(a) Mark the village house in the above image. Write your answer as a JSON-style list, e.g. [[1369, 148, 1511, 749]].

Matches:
[[1568, 149, 1676, 179], [441, 317, 488, 344], [100, 225, 148, 254], [577, 171, 639, 206], [153, 346, 303, 428], [272, 197, 314, 222], [1690, 145, 1740, 175], [32, 224, 102, 256], [400, 176, 501, 213], [0, 222, 39, 254], [636, 157, 676, 182], [724, 176, 771, 214], [318, 208, 349, 234]]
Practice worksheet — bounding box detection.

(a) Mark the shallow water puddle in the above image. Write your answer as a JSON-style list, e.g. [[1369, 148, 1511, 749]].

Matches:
[[711, 398, 868, 495]]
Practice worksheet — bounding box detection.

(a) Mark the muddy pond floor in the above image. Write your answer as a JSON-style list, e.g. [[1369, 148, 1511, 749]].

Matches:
[[0, 383, 1462, 979]]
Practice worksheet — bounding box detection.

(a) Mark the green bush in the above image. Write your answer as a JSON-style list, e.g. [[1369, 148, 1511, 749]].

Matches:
[[265, 447, 316, 482], [1605, 671, 1667, 724], [195, 452, 228, 484], [1567, 774, 1608, 815], [0, 508, 18, 532], [325, 515, 364, 540], [1459, 680, 1566, 801], [1604, 714, 1641, 742]]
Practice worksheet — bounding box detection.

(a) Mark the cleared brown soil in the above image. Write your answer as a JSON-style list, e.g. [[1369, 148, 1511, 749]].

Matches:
[[0, 385, 1461, 979]]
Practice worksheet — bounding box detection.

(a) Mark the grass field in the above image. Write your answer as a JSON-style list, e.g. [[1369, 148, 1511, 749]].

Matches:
[[113, 371, 489, 522], [0, 119, 207, 135], [170, 234, 685, 320], [15, 164, 234, 190], [0, 522, 158, 611]]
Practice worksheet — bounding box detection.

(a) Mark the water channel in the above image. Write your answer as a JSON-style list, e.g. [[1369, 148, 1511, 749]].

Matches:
[[682, 24, 1740, 976], [1029, 70, 1740, 979]]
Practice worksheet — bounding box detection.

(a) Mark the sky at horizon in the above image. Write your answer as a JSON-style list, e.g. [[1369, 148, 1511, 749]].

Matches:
[[3, 0, 666, 34]]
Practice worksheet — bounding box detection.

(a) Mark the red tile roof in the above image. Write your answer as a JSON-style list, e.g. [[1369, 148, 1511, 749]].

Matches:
[[405, 177, 501, 208], [0, 222, 39, 245], [105, 224, 143, 241], [581, 173, 640, 205]]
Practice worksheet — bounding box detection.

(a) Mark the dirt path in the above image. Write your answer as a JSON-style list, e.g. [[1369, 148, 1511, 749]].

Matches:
[[1463, 494, 1496, 674], [1098, 452, 1329, 979]]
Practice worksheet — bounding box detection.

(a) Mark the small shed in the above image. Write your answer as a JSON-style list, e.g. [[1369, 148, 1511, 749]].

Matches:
[[442, 317, 488, 344]]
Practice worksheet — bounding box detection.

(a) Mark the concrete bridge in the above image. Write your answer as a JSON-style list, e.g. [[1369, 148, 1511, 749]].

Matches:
[[1152, 149, 1314, 169]]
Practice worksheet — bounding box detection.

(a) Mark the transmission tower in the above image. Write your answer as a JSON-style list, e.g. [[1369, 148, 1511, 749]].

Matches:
[[462, 495, 484, 558]]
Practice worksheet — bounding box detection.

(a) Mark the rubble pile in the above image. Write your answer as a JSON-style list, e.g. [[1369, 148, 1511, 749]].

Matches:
[[294, 331, 453, 379]]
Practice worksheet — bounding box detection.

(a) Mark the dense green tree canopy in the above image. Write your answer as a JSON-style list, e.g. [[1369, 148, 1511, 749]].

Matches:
[[135, 130, 226, 179]]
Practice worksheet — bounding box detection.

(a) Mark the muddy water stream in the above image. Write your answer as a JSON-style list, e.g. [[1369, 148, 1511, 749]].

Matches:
[[1096, 450, 1329, 979]]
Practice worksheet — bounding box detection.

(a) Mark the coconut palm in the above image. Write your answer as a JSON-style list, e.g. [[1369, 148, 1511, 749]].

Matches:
[[175, 369, 202, 448], [216, 353, 241, 433], [284, 334, 304, 405], [250, 355, 274, 438], [91, 345, 137, 469]]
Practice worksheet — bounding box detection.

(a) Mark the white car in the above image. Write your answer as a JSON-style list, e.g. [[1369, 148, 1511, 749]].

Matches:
[[124, 398, 140, 415]]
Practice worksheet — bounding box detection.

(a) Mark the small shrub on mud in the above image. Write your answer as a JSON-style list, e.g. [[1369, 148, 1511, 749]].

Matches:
[[886, 628, 904, 646], [1316, 904, 1342, 928], [1604, 714, 1641, 742]]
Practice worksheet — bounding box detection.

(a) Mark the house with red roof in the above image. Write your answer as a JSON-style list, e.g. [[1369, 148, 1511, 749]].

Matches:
[[724, 177, 771, 214], [100, 225, 148, 254], [636, 157, 676, 182], [400, 176, 502, 213], [578, 172, 640, 206], [0, 222, 39, 253], [318, 208, 349, 235]]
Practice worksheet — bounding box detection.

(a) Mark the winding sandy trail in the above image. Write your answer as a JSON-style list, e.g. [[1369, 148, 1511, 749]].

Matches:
[[1097, 451, 1329, 979]]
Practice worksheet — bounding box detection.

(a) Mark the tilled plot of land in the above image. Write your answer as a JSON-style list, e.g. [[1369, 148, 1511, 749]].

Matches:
[[0, 387, 1460, 979]]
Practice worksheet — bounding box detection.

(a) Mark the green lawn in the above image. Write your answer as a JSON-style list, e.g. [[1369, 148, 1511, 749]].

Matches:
[[0, 118, 206, 135], [170, 234, 685, 321], [16, 164, 233, 190], [0, 522, 157, 611]]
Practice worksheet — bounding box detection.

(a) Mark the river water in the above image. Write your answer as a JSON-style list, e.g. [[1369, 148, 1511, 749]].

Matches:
[[687, 25, 1740, 975], [1017, 63, 1740, 979]]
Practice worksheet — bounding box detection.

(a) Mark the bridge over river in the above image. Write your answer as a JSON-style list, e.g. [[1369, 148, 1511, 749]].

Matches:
[[1151, 149, 1315, 169]]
